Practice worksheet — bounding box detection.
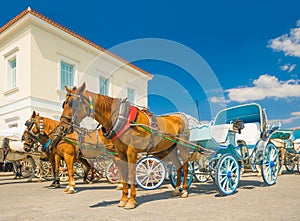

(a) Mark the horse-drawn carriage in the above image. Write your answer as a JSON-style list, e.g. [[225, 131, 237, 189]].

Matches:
[[269, 128, 300, 173], [56, 83, 281, 209], [189, 103, 280, 195], [0, 127, 41, 180]]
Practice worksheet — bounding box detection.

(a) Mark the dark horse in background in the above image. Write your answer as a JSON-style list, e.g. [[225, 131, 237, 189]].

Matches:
[[54, 83, 191, 209], [23, 111, 93, 193]]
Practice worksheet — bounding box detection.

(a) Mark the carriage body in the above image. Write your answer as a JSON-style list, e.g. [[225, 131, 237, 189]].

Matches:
[[189, 103, 279, 195], [269, 128, 300, 173]]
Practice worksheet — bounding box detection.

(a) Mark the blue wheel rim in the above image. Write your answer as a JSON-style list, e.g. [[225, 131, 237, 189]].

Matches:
[[216, 155, 239, 195], [262, 144, 279, 185]]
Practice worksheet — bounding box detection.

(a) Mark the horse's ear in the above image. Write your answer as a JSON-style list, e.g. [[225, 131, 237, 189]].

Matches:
[[65, 86, 72, 93], [78, 82, 86, 94]]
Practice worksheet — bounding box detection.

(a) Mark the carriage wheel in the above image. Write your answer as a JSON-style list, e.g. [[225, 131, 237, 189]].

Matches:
[[106, 160, 120, 184], [40, 161, 54, 180], [169, 161, 193, 189], [284, 155, 295, 172], [20, 158, 35, 178], [215, 154, 240, 196], [193, 161, 210, 183], [59, 160, 69, 182], [261, 143, 279, 186], [136, 156, 166, 190]]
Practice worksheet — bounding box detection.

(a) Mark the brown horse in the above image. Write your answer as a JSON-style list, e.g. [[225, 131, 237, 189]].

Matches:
[[56, 83, 191, 209], [23, 111, 95, 193]]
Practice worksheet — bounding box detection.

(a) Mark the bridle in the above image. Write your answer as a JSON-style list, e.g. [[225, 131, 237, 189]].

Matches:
[[24, 117, 55, 151], [60, 92, 95, 134], [22, 130, 39, 152]]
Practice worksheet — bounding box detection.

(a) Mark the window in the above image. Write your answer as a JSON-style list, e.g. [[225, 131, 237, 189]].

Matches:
[[127, 88, 136, 104], [8, 58, 16, 90], [99, 76, 109, 95], [61, 61, 74, 90]]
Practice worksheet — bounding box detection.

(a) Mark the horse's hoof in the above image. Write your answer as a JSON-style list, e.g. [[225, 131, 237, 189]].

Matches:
[[64, 187, 70, 192], [171, 189, 180, 197], [67, 189, 75, 194], [124, 201, 136, 210], [89, 181, 94, 184], [117, 200, 128, 207], [55, 184, 61, 188], [115, 184, 123, 190], [27, 179, 32, 182], [38, 179, 43, 183], [180, 190, 188, 198]]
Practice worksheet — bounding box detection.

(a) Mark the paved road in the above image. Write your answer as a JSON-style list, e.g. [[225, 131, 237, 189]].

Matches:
[[0, 171, 299, 221]]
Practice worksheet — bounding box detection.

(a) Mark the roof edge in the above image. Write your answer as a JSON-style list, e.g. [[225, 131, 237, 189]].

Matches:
[[0, 7, 153, 79]]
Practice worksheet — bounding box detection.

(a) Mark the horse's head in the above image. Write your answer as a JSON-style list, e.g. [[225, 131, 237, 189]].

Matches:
[[60, 82, 92, 134], [21, 130, 36, 152], [25, 111, 42, 137]]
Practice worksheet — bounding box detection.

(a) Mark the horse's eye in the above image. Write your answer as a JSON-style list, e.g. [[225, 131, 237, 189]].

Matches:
[[62, 101, 65, 108]]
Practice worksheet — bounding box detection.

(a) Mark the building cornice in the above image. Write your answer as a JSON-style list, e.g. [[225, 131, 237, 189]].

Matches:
[[0, 7, 152, 80]]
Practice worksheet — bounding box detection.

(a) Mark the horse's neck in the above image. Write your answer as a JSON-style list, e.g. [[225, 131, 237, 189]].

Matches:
[[89, 92, 113, 128], [42, 118, 59, 136]]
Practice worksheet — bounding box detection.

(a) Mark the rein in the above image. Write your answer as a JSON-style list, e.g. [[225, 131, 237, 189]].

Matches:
[[130, 121, 214, 154]]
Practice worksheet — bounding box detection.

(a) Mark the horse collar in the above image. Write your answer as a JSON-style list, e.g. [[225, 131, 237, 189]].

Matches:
[[102, 99, 138, 140]]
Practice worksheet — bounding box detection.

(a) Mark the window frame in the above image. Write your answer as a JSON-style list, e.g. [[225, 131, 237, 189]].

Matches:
[[127, 87, 136, 104], [58, 55, 78, 91], [99, 75, 110, 96], [7, 55, 17, 91]]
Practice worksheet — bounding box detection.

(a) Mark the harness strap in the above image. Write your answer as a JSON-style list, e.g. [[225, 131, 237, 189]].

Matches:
[[42, 139, 51, 151], [144, 112, 159, 153]]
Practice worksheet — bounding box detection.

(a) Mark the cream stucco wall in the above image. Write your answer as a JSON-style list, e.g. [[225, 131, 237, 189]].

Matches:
[[0, 12, 151, 130]]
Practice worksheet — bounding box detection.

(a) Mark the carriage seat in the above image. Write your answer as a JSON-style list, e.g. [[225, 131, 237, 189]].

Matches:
[[293, 139, 300, 153], [235, 123, 261, 148], [211, 124, 232, 144]]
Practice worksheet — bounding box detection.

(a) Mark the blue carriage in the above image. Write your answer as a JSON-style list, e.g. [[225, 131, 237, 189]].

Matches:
[[269, 128, 300, 173], [189, 103, 280, 195]]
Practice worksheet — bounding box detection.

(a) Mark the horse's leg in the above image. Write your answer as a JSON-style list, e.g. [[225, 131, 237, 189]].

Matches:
[[54, 154, 61, 188], [124, 147, 137, 209], [178, 145, 190, 198], [115, 151, 129, 208], [34, 156, 43, 182], [27, 157, 36, 182], [64, 154, 75, 194], [12, 161, 20, 179], [165, 147, 182, 197], [113, 157, 123, 190], [78, 158, 91, 184]]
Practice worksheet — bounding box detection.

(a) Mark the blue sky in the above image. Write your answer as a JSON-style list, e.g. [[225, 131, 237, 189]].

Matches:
[[1, 0, 300, 128]]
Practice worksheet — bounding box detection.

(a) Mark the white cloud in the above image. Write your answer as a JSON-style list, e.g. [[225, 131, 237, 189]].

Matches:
[[280, 65, 289, 71], [226, 74, 300, 102], [269, 20, 300, 57], [280, 64, 296, 72]]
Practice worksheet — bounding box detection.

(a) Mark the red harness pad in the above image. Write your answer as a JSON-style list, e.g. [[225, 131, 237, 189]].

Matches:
[[112, 106, 138, 140]]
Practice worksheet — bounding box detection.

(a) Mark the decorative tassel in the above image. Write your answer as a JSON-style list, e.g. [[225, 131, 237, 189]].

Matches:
[[40, 119, 44, 134], [89, 96, 95, 116]]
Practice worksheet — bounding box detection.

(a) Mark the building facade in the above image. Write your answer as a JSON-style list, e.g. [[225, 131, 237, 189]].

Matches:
[[0, 8, 152, 130]]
